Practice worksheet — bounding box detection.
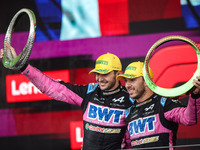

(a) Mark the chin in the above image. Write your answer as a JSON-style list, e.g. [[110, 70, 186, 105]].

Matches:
[[130, 94, 136, 99]]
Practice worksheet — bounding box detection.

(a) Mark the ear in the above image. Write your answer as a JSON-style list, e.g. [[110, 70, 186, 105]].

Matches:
[[116, 70, 123, 76]]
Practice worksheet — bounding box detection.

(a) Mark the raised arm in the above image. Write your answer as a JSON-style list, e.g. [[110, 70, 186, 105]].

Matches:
[[164, 76, 200, 125], [1, 44, 83, 106], [21, 64, 83, 106]]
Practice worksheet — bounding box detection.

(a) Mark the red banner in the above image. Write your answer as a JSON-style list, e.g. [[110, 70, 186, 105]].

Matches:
[[6, 70, 70, 103]]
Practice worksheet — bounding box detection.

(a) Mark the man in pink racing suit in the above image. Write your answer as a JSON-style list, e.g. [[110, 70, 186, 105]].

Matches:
[[1, 45, 132, 150], [117, 61, 200, 149]]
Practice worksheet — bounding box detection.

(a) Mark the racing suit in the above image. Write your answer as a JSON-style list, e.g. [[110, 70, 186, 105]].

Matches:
[[125, 93, 200, 149], [21, 64, 132, 150]]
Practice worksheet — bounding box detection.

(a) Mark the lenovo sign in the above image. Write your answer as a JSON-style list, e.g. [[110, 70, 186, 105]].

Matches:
[[70, 121, 83, 149], [6, 70, 70, 103]]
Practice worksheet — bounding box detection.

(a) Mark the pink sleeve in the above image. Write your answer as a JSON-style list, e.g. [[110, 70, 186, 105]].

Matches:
[[21, 64, 83, 106], [164, 96, 200, 126], [121, 130, 132, 149]]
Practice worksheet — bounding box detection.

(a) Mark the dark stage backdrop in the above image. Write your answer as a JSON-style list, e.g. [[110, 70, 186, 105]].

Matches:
[[0, 0, 200, 149]]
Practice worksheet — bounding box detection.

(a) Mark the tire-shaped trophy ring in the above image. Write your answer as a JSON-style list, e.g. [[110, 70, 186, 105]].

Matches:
[[3, 8, 36, 70], [143, 35, 200, 98]]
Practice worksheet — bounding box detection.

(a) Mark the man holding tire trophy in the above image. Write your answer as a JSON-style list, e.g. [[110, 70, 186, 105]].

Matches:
[[1, 8, 133, 150], [117, 60, 200, 149]]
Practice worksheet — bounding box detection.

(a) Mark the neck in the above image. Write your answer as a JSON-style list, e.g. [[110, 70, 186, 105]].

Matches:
[[108, 81, 120, 91], [103, 83, 121, 95]]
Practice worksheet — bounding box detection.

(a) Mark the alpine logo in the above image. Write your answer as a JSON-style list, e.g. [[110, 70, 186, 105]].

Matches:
[[145, 104, 155, 111], [112, 96, 125, 103]]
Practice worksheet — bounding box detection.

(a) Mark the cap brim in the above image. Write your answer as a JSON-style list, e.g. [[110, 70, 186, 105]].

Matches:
[[117, 74, 141, 80], [116, 75, 126, 80], [89, 69, 111, 74]]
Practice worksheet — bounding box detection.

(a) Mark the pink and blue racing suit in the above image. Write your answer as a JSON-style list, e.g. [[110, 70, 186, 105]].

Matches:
[[125, 93, 200, 149], [21, 64, 132, 150]]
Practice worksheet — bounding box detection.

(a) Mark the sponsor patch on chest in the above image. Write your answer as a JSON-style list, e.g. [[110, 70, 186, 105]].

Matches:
[[83, 102, 126, 127], [87, 103, 124, 123], [128, 115, 156, 136]]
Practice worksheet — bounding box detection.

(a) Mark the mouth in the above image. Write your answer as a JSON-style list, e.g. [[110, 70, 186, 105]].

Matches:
[[128, 89, 134, 95], [99, 82, 107, 87]]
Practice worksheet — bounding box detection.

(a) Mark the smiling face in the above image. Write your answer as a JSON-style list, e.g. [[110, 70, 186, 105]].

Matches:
[[95, 71, 120, 91], [125, 76, 147, 102]]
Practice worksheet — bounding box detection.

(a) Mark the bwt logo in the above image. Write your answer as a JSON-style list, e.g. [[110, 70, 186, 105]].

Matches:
[[128, 115, 156, 136], [87, 103, 124, 124]]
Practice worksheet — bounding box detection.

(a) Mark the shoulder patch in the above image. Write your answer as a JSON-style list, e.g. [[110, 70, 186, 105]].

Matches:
[[129, 96, 136, 104], [160, 97, 167, 107], [125, 107, 132, 118], [87, 83, 98, 94]]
